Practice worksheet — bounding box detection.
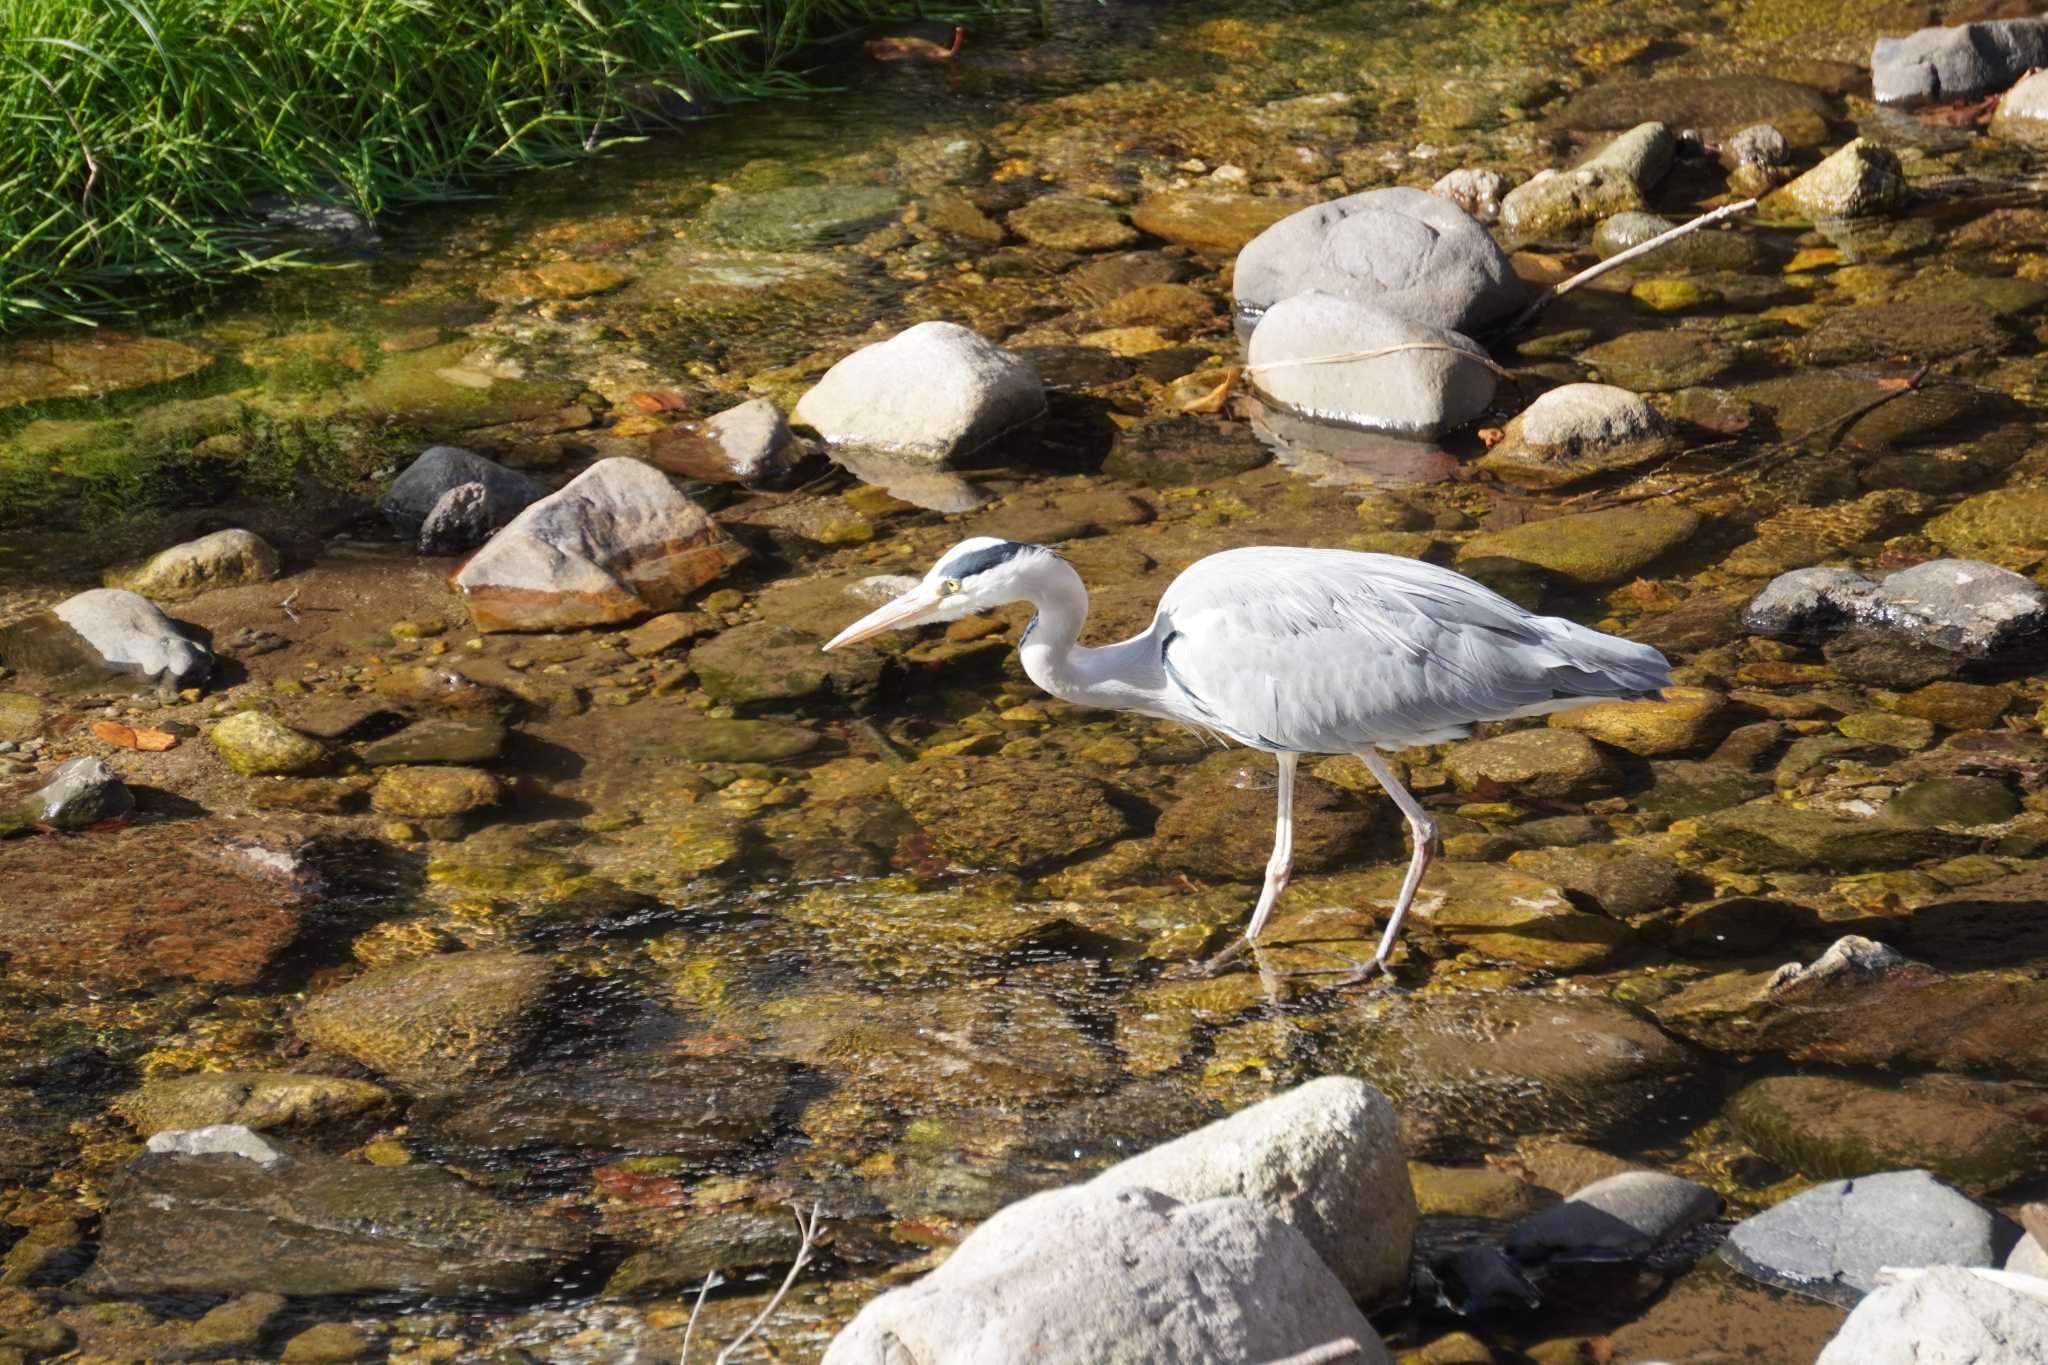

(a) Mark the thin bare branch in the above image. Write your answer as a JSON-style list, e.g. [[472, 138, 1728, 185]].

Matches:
[[714, 1201, 824, 1365], [1507, 197, 1760, 334], [1257, 1339, 1366, 1365], [678, 1270, 719, 1365]]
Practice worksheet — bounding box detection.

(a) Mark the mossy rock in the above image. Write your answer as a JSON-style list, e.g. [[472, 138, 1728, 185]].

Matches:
[[111, 1072, 392, 1136], [209, 711, 329, 777], [296, 949, 557, 1089], [344, 342, 580, 430], [1727, 1074, 2040, 1194], [1457, 505, 1701, 586], [697, 185, 905, 251], [1692, 800, 1974, 871]]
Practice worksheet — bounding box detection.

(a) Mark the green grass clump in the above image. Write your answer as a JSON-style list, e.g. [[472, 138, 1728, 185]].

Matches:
[[0, 0, 979, 328]]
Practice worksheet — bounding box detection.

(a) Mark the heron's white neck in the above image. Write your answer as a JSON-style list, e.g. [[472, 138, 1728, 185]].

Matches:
[[1012, 557, 1168, 714]]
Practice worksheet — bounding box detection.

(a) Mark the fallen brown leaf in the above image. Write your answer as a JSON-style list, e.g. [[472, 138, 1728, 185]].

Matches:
[[627, 389, 688, 414], [1477, 426, 1506, 448], [92, 720, 178, 751]]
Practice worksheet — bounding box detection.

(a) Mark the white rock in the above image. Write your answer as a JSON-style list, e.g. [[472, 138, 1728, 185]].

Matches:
[[1992, 70, 2048, 146], [1233, 186, 1524, 332], [2008, 1233, 2048, 1280], [1247, 292, 1496, 438], [822, 1185, 1390, 1365], [51, 589, 211, 689], [1088, 1075, 1416, 1305], [146, 1124, 284, 1167], [1818, 1264, 2048, 1363], [794, 321, 1044, 465], [454, 457, 744, 633]]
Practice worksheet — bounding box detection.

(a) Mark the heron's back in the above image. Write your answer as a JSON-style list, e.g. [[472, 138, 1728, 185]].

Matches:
[[1148, 547, 1671, 752]]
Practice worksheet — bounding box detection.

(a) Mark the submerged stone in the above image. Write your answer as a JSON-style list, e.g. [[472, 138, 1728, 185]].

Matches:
[[105, 529, 282, 602], [296, 949, 556, 1089], [1693, 801, 1974, 871], [1556, 75, 1832, 134], [1456, 505, 1700, 586], [1579, 330, 1735, 393], [698, 184, 905, 250], [15, 755, 133, 830], [688, 620, 885, 710], [1729, 1074, 2040, 1194], [1008, 193, 1138, 252], [1103, 414, 1270, 486], [113, 1073, 393, 1137], [889, 755, 1129, 870], [380, 445, 542, 539], [1130, 190, 1311, 255]]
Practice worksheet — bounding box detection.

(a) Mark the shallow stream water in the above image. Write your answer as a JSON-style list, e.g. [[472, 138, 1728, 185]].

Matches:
[[3, 0, 2048, 1361]]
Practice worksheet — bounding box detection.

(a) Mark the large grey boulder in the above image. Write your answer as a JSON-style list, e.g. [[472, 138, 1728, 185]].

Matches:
[[105, 529, 282, 602], [1088, 1075, 1415, 1305], [794, 321, 1044, 466], [0, 589, 212, 692], [1232, 186, 1524, 332], [821, 1185, 1391, 1365], [380, 445, 542, 538], [1247, 292, 1497, 438], [16, 756, 133, 830], [1818, 1266, 2048, 1364], [453, 457, 744, 633], [1743, 559, 2048, 656], [1722, 1169, 2013, 1306], [1873, 19, 2048, 107], [1507, 1170, 1719, 1263]]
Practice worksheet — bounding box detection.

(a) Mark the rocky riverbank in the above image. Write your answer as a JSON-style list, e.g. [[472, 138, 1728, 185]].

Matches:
[[5, 0, 2048, 1360]]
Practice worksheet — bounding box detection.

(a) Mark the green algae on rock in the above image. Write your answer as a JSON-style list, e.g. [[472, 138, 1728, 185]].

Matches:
[[111, 1072, 393, 1136], [1728, 1073, 2041, 1194], [105, 528, 283, 602], [296, 949, 556, 1089], [208, 710, 329, 776], [1456, 505, 1701, 586], [1760, 139, 1909, 221], [1693, 800, 1975, 871]]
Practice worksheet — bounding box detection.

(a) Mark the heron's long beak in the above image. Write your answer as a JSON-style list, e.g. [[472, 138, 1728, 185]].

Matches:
[[822, 586, 945, 652]]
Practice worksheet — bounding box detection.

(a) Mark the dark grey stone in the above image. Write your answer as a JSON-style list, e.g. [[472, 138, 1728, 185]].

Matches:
[[18, 756, 133, 830], [1743, 560, 2048, 656], [417, 482, 495, 555], [1507, 1171, 1720, 1263], [1873, 20, 2048, 108], [381, 446, 542, 538], [1722, 1169, 2012, 1307]]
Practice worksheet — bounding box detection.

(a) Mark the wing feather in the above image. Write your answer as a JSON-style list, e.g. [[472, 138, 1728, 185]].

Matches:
[[1152, 547, 1671, 752]]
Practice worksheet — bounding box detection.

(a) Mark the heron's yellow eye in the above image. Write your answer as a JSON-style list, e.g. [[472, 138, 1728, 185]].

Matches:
[[941, 578, 962, 595]]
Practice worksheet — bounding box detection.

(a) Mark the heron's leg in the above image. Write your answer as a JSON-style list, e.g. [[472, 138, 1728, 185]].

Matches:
[[1351, 749, 1438, 978], [1244, 752, 1297, 943]]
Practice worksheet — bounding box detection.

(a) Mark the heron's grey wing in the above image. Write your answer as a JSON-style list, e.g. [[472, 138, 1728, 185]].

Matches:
[[1153, 547, 1671, 752]]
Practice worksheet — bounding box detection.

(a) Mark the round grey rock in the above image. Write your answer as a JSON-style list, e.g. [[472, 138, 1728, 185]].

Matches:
[[1087, 1076, 1416, 1306], [1477, 382, 1679, 489], [794, 321, 1045, 466], [1232, 186, 1524, 332], [1722, 1169, 2013, 1307], [821, 1185, 1392, 1365], [417, 482, 494, 555], [1247, 292, 1497, 438], [1507, 1170, 1720, 1263]]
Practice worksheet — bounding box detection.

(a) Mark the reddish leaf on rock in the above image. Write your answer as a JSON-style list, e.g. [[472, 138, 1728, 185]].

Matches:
[[628, 390, 688, 414], [93, 720, 178, 751], [592, 1165, 689, 1208]]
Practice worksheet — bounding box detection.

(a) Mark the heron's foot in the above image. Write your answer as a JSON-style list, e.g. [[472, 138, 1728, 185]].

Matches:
[[1182, 935, 1257, 979]]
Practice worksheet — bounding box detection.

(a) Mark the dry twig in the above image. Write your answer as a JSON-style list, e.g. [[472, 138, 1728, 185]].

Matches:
[[1506, 197, 1760, 334], [712, 1201, 825, 1365]]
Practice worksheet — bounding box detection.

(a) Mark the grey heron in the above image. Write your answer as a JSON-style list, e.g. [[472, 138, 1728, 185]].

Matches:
[[823, 538, 1671, 979]]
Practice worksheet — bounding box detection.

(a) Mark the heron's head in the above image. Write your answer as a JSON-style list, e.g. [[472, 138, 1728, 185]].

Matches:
[[822, 537, 1051, 651]]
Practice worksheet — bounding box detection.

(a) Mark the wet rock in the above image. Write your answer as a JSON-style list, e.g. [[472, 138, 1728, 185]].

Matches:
[[1478, 383, 1681, 489], [1762, 139, 1908, 221], [1506, 1171, 1719, 1263], [1350, 860, 1633, 970], [1088, 1077, 1416, 1306], [1102, 414, 1270, 486], [1321, 992, 1694, 1157], [1153, 764, 1371, 879], [605, 1209, 805, 1297], [1722, 1169, 2011, 1306], [456, 457, 743, 633], [1549, 686, 1723, 756], [416, 481, 494, 555], [1728, 123, 1791, 166], [1873, 19, 2048, 106], [1093, 281, 1216, 332], [282, 1323, 378, 1364], [90, 1138, 585, 1297], [296, 949, 555, 1089], [0, 823, 308, 985], [1409, 1162, 1549, 1219], [1747, 559, 2048, 657], [1729, 1074, 2039, 1194], [1819, 1265, 2048, 1365], [889, 756, 1129, 870], [379, 445, 542, 539], [1446, 728, 1611, 798], [1127, 189, 1309, 256], [1694, 800, 1973, 871], [209, 710, 329, 776], [1246, 293, 1496, 437], [795, 321, 1044, 474], [369, 764, 501, 819], [0, 692, 43, 744], [698, 184, 904, 250], [822, 1185, 1390, 1365], [688, 620, 885, 710], [1992, 69, 2048, 147], [1456, 504, 1700, 586], [623, 611, 716, 658], [1008, 193, 1138, 252], [1926, 485, 2048, 568], [422, 1050, 789, 1158], [1897, 679, 2011, 730], [1579, 330, 1734, 393], [1430, 168, 1509, 225], [1909, 867, 2048, 968], [358, 716, 506, 767], [1500, 123, 1672, 241], [15, 755, 133, 829], [669, 715, 818, 763], [1886, 776, 2019, 828], [105, 529, 282, 602], [0, 588, 211, 692], [1557, 76, 1831, 135], [113, 1073, 393, 1136], [1802, 300, 2007, 366], [1232, 186, 1524, 332], [0, 332, 215, 411], [1506, 845, 1685, 918], [645, 398, 796, 484]]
